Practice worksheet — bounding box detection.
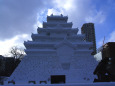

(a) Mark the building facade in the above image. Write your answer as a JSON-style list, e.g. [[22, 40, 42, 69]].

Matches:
[[81, 23, 96, 54], [94, 42, 115, 82]]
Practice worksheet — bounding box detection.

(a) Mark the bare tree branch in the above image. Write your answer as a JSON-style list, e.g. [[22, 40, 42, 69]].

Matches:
[[9, 46, 26, 60]]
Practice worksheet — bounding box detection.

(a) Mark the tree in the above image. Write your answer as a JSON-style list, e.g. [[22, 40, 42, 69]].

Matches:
[[9, 46, 26, 60]]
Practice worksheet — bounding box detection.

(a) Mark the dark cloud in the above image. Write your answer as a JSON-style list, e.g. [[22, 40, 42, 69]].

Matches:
[[0, 0, 52, 40]]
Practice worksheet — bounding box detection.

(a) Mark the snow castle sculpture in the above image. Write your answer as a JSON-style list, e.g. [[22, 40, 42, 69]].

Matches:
[[5, 14, 97, 85]]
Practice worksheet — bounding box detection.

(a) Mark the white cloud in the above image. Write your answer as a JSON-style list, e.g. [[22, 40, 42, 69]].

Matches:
[[53, 0, 75, 11], [107, 30, 115, 42], [48, 0, 107, 29], [47, 8, 64, 16], [0, 0, 51, 40], [0, 34, 30, 56], [33, 20, 42, 33], [0, 0, 109, 56], [85, 11, 106, 24], [22, 34, 28, 38]]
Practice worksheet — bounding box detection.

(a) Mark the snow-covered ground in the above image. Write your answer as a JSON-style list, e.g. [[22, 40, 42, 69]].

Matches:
[[2, 83, 115, 86]]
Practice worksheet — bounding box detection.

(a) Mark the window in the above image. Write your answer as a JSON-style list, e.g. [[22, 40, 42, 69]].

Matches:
[[8, 80, 15, 84], [51, 75, 65, 84], [40, 81, 47, 84], [46, 32, 50, 36], [28, 81, 36, 84]]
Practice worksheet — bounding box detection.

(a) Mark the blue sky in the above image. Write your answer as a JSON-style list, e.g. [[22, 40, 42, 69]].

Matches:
[[0, 0, 115, 55]]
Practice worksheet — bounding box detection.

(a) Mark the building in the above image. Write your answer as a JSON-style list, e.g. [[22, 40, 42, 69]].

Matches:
[[0, 55, 20, 77], [0, 55, 5, 76], [5, 14, 97, 85], [0, 55, 21, 85], [81, 23, 96, 54], [94, 42, 115, 82]]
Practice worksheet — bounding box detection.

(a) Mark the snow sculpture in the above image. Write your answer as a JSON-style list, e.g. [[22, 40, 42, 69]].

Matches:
[[5, 14, 97, 85]]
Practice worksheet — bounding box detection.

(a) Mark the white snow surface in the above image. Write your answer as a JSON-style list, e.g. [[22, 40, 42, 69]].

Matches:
[[2, 83, 115, 86]]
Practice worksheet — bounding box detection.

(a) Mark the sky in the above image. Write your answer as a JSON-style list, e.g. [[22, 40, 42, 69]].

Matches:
[[0, 0, 115, 56]]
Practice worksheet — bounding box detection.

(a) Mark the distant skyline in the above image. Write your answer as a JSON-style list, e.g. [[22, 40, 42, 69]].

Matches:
[[0, 0, 115, 55]]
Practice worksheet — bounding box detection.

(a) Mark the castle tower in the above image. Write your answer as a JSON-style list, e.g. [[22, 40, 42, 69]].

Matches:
[[81, 23, 97, 55], [5, 15, 97, 85]]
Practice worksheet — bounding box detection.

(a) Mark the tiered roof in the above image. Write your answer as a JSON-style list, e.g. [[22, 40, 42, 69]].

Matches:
[[24, 14, 92, 54]]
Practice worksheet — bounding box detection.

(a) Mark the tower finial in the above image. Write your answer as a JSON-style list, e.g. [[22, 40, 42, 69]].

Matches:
[[103, 36, 105, 45]]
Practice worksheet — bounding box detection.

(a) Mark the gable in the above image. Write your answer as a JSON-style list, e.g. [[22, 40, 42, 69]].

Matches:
[[55, 39, 76, 49]]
